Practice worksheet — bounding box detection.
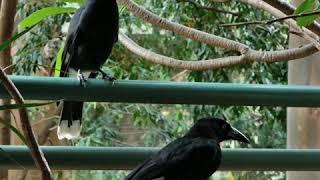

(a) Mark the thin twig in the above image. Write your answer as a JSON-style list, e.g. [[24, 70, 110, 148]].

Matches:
[[261, 0, 320, 36], [220, 10, 320, 27], [0, 69, 52, 179]]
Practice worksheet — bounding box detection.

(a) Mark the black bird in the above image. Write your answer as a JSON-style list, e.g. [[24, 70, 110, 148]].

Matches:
[[57, 0, 119, 139], [125, 117, 249, 180]]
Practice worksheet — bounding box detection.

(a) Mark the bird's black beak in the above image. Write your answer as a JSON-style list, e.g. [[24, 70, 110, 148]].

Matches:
[[227, 127, 250, 143]]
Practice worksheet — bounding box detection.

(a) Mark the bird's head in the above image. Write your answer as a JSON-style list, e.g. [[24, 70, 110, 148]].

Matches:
[[185, 117, 250, 144]]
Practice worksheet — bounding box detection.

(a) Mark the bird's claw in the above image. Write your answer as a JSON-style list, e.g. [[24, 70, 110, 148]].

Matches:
[[103, 74, 116, 82], [77, 72, 87, 87], [99, 69, 116, 85]]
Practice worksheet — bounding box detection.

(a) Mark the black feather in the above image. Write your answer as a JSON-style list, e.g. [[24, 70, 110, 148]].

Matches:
[[58, 0, 119, 138], [125, 117, 249, 180]]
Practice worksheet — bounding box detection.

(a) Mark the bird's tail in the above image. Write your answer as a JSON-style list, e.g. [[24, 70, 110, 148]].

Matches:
[[57, 101, 83, 140]]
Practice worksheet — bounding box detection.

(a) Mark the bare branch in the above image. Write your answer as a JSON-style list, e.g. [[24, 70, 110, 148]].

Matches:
[[119, 32, 318, 70], [117, 0, 249, 53], [119, 32, 246, 70], [118, 0, 319, 64], [221, 10, 320, 27], [0, 0, 52, 179], [0, 69, 52, 179]]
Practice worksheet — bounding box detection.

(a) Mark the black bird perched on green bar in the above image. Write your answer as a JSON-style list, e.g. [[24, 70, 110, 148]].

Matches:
[[57, 0, 119, 140], [125, 117, 249, 180]]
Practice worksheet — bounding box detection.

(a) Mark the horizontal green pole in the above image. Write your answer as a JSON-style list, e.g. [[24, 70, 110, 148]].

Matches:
[[0, 146, 319, 171], [1, 75, 320, 106]]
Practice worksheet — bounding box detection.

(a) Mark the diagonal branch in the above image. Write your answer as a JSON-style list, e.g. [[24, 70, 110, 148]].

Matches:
[[0, 69, 52, 179], [0, 0, 52, 179], [117, 0, 249, 53]]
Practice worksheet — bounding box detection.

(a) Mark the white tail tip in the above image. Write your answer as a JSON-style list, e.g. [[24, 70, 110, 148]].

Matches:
[[57, 120, 81, 140]]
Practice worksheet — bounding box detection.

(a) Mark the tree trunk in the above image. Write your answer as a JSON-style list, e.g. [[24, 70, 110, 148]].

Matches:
[[0, 0, 17, 179], [287, 1, 320, 180]]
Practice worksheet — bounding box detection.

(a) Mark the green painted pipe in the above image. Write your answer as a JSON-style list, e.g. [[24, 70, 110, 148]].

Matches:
[[0, 146, 319, 171], [0, 75, 320, 106]]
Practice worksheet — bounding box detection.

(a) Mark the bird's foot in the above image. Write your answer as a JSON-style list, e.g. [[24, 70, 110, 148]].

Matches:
[[77, 70, 87, 87], [99, 69, 116, 83]]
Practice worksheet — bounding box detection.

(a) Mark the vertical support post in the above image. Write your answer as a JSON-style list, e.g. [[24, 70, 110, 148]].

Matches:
[[287, 1, 320, 179], [0, 0, 17, 179]]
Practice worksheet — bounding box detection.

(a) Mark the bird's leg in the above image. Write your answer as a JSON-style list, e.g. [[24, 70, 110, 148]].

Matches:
[[77, 69, 87, 87], [99, 69, 116, 82]]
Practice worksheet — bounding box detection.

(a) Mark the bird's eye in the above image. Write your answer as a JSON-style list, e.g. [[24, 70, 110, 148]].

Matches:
[[222, 124, 227, 129]]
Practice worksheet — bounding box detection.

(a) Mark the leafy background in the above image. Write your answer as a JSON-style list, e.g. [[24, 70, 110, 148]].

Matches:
[[12, 0, 290, 179]]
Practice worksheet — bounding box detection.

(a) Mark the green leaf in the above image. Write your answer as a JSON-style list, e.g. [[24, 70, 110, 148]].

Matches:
[[0, 118, 28, 145], [294, 0, 320, 26], [295, 0, 315, 14], [0, 102, 56, 111], [56, 0, 86, 6], [19, 7, 76, 29], [0, 25, 35, 52], [55, 47, 64, 77]]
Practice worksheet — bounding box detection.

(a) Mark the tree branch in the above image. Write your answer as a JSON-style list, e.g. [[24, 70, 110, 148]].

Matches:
[[221, 10, 320, 27], [119, 32, 318, 70], [117, 0, 319, 64], [0, 70, 52, 179], [119, 32, 245, 70], [261, 0, 320, 36], [0, 0, 52, 179], [117, 0, 249, 53], [238, 0, 320, 49]]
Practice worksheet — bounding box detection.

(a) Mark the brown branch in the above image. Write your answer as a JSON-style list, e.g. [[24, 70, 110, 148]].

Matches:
[[262, 0, 320, 36], [221, 10, 320, 27], [119, 32, 318, 70], [0, 70, 52, 179], [117, 0, 249, 53], [117, 0, 319, 62], [119, 32, 246, 70], [0, 0, 52, 179], [177, 0, 239, 16]]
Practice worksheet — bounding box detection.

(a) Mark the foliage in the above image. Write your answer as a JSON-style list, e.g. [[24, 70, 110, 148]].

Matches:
[[14, 0, 293, 179], [295, 0, 320, 26]]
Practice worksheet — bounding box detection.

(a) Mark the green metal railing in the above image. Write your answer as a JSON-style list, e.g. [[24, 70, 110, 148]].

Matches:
[[0, 75, 320, 106], [0, 146, 319, 171], [1, 76, 320, 171]]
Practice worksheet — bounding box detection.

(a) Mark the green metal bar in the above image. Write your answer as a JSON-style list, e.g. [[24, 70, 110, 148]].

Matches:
[[0, 75, 320, 106], [0, 146, 319, 171]]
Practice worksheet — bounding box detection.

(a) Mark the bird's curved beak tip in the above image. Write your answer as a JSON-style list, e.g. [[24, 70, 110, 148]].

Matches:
[[228, 127, 250, 144]]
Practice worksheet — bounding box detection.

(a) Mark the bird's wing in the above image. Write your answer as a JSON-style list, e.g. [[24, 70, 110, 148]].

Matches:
[[61, 6, 85, 76], [125, 138, 218, 180]]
